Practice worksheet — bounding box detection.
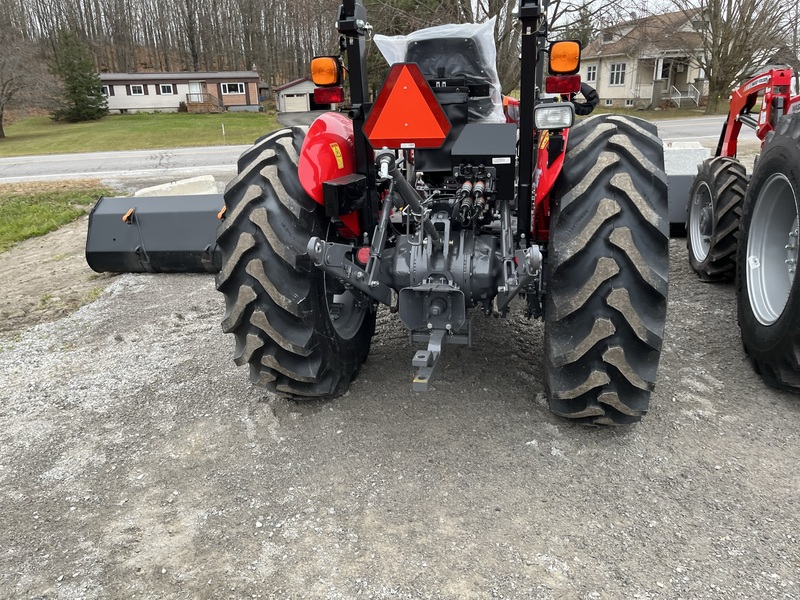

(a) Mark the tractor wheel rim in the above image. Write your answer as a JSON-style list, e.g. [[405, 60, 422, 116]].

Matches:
[[689, 181, 713, 261], [323, 224, 366, 339], [746, 173, 799, 326]]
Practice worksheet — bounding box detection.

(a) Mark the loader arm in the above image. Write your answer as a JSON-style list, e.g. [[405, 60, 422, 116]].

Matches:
[[717, 68, 795, 157]]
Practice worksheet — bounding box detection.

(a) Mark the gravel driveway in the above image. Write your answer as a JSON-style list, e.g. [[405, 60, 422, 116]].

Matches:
[[2, 238, 799, 599]]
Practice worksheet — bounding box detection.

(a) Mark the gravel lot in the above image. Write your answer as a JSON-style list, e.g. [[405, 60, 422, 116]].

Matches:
[[2, 236, 799, 599]]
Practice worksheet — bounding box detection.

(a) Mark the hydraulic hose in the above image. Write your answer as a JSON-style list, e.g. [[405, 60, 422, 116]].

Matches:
[[388, 162, 442, 248]]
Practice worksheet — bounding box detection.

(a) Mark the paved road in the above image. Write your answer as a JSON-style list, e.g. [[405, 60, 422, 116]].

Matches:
[[656, 115, 760, 144], [0, 115, 757, 186], [0, 145, 248, 186]]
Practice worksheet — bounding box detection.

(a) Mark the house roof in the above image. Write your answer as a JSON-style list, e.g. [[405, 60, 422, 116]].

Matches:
[[99, 71, 259, 82], [583, 10, 703, 60], [274, 77, 311, 92]]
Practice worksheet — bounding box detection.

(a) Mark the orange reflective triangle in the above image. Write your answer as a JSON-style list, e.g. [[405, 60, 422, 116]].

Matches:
[[364, 63, 451, 149]]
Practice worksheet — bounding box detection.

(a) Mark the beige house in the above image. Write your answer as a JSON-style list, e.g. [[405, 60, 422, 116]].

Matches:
[[581, 11, 707, 109]]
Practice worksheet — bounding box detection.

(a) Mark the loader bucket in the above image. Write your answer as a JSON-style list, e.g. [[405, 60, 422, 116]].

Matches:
[[85, 195, 223, 273]]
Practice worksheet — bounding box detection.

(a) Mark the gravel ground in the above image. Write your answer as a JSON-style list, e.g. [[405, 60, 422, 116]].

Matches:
[[1, 238, 799, 599]]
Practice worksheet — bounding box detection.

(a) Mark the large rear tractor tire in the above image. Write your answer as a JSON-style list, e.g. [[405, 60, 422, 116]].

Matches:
[[216, 127, 376, 397], [736, 114, 800, 392], [544, 115, 669, 424], [687, 157, 747, 281]]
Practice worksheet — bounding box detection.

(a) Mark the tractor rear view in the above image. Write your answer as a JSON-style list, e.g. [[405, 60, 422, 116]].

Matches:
[[687, 68, 800, 390], [216, 0, 670, 424]]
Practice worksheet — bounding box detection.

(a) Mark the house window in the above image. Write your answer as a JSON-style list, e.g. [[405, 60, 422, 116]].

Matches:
[[609, 63, 626, 86], [160, 84, 174, 95], [221, 82, 245, 94], [605, 99, 613, 106], [130, 84, 145, 95], [586, 65, 597, 83], [603, 32, 614, 42], [101, 85, 110, 97], [625, 99, 634, 107]]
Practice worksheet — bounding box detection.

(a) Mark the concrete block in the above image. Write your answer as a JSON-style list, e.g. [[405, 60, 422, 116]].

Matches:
[[134, 175, 218, 197], [664, 141, 710, 227]]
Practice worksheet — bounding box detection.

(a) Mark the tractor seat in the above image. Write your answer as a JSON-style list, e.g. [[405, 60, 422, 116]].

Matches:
[[405, 36, 496, 120]]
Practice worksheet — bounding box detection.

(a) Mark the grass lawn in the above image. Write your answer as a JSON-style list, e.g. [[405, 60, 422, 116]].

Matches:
[[0, 105, 723, 159], [0, 181, 117, 252], [0, 111, 280, 158]]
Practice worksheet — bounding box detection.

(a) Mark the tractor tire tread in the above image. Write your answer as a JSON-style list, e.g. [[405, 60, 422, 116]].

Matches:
[[687, 156, 747, 282], [216, 127, 374, 398], [545, 114, 669, 424], [737, 113, 800, 392]]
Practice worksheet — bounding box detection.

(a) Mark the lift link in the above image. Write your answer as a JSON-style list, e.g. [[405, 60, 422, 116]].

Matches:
[[495, 199, 542, 315]]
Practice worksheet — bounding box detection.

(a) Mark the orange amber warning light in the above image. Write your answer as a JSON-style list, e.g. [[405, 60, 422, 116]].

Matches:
[[311, 56, 342, 87], [363, 63, 451, 149], [549, 40, 581, 75]]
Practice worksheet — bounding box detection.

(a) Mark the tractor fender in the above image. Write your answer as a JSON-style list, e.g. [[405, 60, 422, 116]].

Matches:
[[298, 111, 357, 205]]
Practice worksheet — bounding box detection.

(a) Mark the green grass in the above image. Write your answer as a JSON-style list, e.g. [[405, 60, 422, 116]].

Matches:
[[0, 184, 116, 252], [0, 104, 723, 159], [0, 111, 280, 157]]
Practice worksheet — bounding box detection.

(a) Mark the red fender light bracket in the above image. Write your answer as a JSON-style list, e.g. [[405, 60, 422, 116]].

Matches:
[[363, 63, 451, 149]]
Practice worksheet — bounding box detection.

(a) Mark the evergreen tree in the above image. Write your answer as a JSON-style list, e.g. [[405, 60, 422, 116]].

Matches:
[[50, 30, 107, 122]]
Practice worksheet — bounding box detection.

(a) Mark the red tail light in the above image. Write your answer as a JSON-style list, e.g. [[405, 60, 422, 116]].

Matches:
[[545, 75, 581, 95], [314, 87, 344, 104]]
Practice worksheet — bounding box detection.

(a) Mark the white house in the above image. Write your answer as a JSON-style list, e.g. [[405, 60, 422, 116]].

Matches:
[[98, 71, 261, 114]]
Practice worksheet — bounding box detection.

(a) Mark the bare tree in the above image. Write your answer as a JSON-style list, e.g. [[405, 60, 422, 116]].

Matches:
[[0, 50, 25, 138], [0, 35, 56, 138], [2, 0, 633, 101], [454, 0, 623, 93], [672, 0, 790, 113]]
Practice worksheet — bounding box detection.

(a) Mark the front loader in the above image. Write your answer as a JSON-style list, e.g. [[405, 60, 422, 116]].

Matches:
[[686, 67, 800, 392], [213, 0, 669, 424]]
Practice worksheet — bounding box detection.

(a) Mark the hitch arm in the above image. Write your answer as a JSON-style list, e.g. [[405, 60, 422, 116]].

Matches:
[[307, 239, 392, 306], [307, 185, 396, 307]]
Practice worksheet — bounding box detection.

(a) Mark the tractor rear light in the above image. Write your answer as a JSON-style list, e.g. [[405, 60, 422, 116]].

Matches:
[[314, 87, 344, 104], [534, 102, 575, 130], [549, 40, 581, 75], [545, 75, 581, 95], [311, 56, 343, 86]]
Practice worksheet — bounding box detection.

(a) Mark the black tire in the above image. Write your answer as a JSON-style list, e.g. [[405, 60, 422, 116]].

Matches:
[[686, 157, 747, 281], [544, 115, 669, 424], [736, 114, 800, 392], [216, 127, 376, 397]]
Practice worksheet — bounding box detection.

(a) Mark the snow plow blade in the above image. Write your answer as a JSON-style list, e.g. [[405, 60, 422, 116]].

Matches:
[[85, 195, 223, 274]]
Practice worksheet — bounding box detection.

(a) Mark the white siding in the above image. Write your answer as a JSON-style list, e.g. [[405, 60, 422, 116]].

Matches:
[[105, 83, 191, 114]]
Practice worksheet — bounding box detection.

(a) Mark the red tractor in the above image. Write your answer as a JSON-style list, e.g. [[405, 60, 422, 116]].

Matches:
[[215, 0, 670, 424], [687, 67, 800, 391]]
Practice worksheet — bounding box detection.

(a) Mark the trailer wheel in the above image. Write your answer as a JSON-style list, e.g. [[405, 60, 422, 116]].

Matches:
[[216, 127, 375, 397], [687, 157, 747, 281], [737, 115, 800, 392], [544, 115, 669, 424]]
